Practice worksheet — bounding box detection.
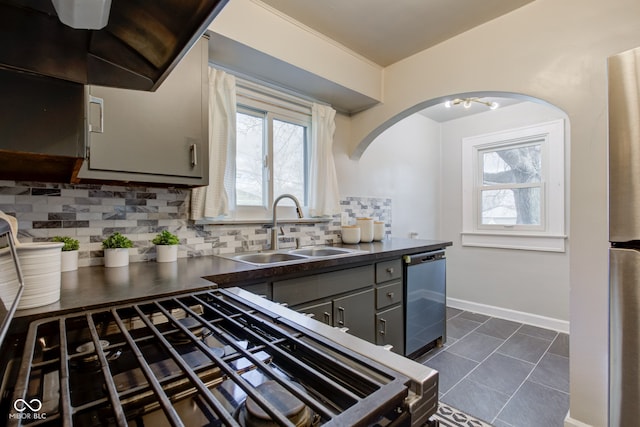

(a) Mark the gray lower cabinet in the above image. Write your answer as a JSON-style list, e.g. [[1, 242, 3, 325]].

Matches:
[[333, 289, 375, 342], [298, 300, 333, 326], [76, 36, 209, 186], [375, 305, 404, 352], [296, 289, 375, 343], [271, 258, 406, 351], [374, 259, 405, 355]]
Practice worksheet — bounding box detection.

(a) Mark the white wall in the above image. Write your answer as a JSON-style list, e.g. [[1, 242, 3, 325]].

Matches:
[[333, 113, 441, 239], [440, 102, 570, 323], [211, 0, 640, 423], [346, 1, 640, 424]]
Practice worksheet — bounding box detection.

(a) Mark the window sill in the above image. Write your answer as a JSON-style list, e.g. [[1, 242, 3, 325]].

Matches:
[[195, 217, 333, 226], [461, 231, 567, 252]]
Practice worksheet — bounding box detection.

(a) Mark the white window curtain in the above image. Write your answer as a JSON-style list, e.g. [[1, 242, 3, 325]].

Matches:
[[308, 103, 341, 217], [190, 68, 237, 220]]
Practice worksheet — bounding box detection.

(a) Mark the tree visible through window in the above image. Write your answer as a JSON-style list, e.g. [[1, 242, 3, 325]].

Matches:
[[462, 119, 566, 252], [480, 142, 542, 226], [235, 105, 309, 209]]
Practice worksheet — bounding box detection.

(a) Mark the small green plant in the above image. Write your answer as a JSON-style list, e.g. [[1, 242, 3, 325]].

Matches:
[[102, 232, 133, 249], [152, 230, 180, 246], [52, 236, 80, 251]]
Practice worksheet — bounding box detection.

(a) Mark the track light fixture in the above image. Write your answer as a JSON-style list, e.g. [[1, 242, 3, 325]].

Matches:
[[444, 97, 499, 110]]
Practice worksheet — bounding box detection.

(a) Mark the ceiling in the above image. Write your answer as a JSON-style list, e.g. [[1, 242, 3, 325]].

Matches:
[[210, 0, 535, 116], [419, 96, 523, 122], [258, 0, 535, 67]]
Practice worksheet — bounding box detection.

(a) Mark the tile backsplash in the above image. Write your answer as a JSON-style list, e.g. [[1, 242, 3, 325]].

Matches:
[[0, 181, 391, 267]]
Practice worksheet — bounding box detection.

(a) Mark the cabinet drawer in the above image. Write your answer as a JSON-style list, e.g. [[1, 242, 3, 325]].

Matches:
[[273, 265, 374, 306], [376, 259, 402, 283], [376, 281, 403, 309]]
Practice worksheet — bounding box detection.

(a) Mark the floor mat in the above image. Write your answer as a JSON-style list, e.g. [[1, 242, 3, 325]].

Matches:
[[433, 402, 493, 427]]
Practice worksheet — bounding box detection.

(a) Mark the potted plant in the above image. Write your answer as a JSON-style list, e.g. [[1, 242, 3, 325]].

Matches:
[[53, 236, 80, 272], [152, 230, 180, 263], [102, 232, 133, 267]]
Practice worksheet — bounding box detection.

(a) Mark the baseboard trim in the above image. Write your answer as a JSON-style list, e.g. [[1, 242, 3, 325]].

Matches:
[[564, 411, 593, 427], [447, 297, 570, 334]]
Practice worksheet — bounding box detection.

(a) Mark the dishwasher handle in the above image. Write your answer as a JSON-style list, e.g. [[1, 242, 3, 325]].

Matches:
[[404, 250, 445, 265]]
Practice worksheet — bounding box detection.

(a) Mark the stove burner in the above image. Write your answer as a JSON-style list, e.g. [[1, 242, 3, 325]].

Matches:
[[238, 380, 315, 427]]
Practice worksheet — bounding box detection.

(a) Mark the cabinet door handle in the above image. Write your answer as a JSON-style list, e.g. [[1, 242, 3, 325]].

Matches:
[[323, 311, 331, 325], [386, 267, 394, 274], [379, 318, 387, 336], [387, 291, 394, 299], [190, 144, 198, 166], [88, 95, 104, 133], [337, 306, 345, 326]]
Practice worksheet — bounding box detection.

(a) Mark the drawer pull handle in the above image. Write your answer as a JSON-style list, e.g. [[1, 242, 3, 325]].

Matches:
[[387, 292, 394, 299], [337, 307, 345, 326], [379, 318, 387, 335], [386, 267, 394, 274], [323, 311, 331, 324]]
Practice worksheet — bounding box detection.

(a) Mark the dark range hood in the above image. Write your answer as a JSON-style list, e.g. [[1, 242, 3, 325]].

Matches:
[[0, 0, 227, 91]]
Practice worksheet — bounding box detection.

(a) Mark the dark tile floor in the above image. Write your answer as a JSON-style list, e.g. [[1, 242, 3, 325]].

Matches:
[[418, 307, 570, 426]]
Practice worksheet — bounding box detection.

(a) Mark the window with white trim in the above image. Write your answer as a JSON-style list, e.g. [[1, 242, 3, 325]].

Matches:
[[461, 119, 566, 252], [235, 82, 311, 215]]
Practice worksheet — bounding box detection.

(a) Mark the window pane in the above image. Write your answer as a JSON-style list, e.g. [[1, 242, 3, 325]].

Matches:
[[482, 144, 541, 185], [481, 187, 541, 225], [236, 112, 264, 206], [273, 119, 306, 205]]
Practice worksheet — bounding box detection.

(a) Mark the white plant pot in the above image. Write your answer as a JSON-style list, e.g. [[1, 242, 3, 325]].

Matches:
[[156, 245, 178, 263], [104, 248, 130, 268], [61, 250, 78, 272]]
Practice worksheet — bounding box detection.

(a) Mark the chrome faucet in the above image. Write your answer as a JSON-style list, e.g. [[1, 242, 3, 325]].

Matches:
[[271, 194, 303, 250]]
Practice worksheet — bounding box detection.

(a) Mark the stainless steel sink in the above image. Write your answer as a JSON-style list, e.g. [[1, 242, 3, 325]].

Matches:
[[288, 247, 354, 257], [219, 246, 367, 266], [231, 252, 307, 264]]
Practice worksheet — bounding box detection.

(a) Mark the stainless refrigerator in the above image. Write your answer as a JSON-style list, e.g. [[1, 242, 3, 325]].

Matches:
[[608, 45, 640, 427]]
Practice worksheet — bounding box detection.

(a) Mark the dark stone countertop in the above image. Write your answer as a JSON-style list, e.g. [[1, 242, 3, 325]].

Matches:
[[14, 238, 452, 321]]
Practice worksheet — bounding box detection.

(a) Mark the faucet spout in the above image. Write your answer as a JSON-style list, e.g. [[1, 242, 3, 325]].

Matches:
[[271, 194, 303, 250]]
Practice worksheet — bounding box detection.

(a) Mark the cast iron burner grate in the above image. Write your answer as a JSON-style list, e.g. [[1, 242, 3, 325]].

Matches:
[[6, 288, 416, 426]]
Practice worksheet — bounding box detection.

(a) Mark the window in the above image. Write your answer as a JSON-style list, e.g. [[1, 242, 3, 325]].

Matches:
[[235, 83, 311, 214], [462, 119, 566, 252]]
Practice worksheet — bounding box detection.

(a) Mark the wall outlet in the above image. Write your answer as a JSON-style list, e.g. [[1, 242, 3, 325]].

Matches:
[[409, 232, 419, 239]]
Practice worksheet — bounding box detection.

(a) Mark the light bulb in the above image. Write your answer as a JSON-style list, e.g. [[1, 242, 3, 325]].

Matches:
[[444, 100, 452, 108], [463, 99, 472, 109], [490, 101, 499, 110]]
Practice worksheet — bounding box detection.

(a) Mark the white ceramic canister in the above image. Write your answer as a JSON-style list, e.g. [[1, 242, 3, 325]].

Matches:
[[341, 225, 361, 244], [356, 217, 374, 243], [373, 221, 385, 241], [16, 242, 64, 309]]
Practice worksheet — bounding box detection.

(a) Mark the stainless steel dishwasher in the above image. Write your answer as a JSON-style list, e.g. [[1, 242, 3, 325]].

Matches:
[[404, 250, 446, 358]]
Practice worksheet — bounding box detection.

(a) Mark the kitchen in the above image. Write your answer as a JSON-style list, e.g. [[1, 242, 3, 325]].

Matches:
[[0, 0, 638, 426]]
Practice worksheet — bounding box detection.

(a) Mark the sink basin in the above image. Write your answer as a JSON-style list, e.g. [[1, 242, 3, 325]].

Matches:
[[220, 246, 368, 266], [232, 252, 307, 264], [288, 247, 355, 257]]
